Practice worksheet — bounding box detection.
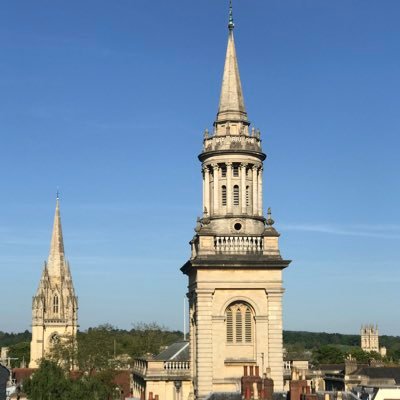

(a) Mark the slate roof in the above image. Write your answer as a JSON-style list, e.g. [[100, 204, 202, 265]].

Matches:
[[349, 367, 400, 384], [318, 364, 345, 372], [154, 341, 189, 362]]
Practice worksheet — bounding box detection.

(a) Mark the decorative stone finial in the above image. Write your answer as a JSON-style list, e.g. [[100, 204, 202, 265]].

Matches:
[[228, 0, 234, 31], [266, 207, 275, 226], [204, 128, 209, 139], [195, 217, 202, 233]]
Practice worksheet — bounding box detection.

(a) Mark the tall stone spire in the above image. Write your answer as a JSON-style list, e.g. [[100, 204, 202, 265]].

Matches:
[[30, 196, 78, 368], [216, 1, 248, 124], [47, 196, 65, 278]]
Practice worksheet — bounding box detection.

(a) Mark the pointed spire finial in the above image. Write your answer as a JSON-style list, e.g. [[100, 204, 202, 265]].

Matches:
[[216, 0, 248, 125], [56, 187, 60, 201], [228, 0, 234, 31]]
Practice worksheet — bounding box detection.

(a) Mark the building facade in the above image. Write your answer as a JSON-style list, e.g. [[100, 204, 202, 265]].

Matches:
[[181, 6, 291, 399], [29, 197, 78, 368]]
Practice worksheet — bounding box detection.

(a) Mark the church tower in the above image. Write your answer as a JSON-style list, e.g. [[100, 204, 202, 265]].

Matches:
[[29, 197, 78, 368], [181, 4, 291, 398], [360, 324, 379, 353]]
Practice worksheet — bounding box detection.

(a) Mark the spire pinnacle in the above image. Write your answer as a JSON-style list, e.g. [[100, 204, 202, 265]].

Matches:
[[216, 2, 248, 125], [228, 0, 234, 31], [47, 196, 65, 277]]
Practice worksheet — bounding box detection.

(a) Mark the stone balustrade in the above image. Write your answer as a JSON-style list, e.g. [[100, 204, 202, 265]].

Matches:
[[133, 359, 191, 379], [214, 236, 263, 254], [203, 135, 261, 152], [164, 361, 190, 371], [133, 359, 147, 375]]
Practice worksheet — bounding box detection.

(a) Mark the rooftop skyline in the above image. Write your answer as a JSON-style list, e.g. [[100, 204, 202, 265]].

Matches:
[[1, 0, 400, 335]]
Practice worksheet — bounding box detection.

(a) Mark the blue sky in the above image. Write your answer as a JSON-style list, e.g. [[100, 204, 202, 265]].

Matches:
[[1, 1, 399, 335]]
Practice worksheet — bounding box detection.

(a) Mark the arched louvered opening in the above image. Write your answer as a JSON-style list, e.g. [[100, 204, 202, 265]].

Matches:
[[222, 185, 227, 206], [246, 186, 250, 206], [226, 302, 254, 344], [226, 308, 233, 343], [233, 185, 239, 206]]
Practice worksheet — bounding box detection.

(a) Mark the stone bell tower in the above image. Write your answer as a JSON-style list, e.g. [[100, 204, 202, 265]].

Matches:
[[29, 197, 78, 368], [181, 4, 291, 398]]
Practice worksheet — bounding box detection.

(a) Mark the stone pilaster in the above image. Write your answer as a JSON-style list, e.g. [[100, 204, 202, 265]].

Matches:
[[195, 290, 214, 399], [267, 290, 284, 391]]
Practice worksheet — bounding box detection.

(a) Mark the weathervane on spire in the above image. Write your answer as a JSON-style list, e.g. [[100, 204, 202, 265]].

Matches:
[[228, 0, 234, 31], [56, 187, 60, 200]]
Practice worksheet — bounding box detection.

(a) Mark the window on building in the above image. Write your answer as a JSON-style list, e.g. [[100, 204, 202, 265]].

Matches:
[[222, 186, 227, 206], [226, 308, 233, 343], [233, 185, 239, 205], [246, 186, 250, 206], [233, 165, 239, 177], [53, 295, 59, 314], [221, 166, 227, 178], [226, 302, 253, 344]]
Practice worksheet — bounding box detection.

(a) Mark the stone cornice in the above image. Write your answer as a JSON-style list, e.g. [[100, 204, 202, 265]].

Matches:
[[181, 257, 291, 274], [199, 149, 266, 163]]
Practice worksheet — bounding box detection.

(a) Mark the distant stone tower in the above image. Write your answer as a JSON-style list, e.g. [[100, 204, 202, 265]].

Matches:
[[181, 4, 291, 398], [360, 324, 379, 353], [29, 197, 78, 368]]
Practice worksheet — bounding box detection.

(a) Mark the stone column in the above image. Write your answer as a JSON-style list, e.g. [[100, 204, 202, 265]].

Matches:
[[267, 289, 284, 391], [212, 164, 219, 215], [203, 166, 210, 216], [226, 162, 232, 214], [202, 167, 205, 214], [241, 163, 247, 214], [258, 167, 263, 216], [252, 165, 258, 216]]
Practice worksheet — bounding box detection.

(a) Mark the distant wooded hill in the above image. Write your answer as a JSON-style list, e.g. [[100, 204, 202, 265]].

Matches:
[[2, 329, 399, 350], [283, 330, 400, 351]]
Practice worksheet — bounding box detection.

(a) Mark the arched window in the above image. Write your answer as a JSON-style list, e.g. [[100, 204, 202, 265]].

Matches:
[[233, 185, 239, 206], [221, 186, 227, 206], [226, 302, 253, 344], [53, 295, 59, 314]]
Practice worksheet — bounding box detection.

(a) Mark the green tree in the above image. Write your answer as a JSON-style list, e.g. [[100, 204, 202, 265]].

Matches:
[[23, 359, 73, 400], [312, 345, 345, 365], [8, 342, 30, 368]]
